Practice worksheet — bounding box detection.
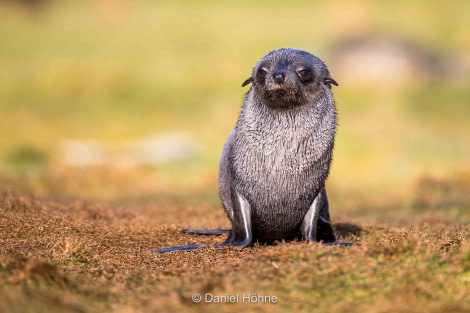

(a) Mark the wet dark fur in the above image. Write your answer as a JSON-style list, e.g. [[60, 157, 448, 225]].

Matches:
[[154, 48, 343, 253], [219, 48, 338, 240]]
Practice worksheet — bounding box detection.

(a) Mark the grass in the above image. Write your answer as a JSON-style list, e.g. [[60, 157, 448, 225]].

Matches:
[[0, 1, 469, 312], [0, 177, 469, 313]]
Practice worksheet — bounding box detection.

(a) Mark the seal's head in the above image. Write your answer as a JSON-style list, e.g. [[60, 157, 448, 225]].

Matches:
[[242, 48, 338, 109]]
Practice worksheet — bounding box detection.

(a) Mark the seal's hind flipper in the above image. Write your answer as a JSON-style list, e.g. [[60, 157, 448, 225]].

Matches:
[[182, 229, 230, 235], [153, 228, 233, 253], [153, 244, 210, 253], [322, 241, 358, 247]]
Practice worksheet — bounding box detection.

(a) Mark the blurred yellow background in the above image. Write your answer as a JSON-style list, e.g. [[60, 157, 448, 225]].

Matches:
[[1, 0, 469, 206]]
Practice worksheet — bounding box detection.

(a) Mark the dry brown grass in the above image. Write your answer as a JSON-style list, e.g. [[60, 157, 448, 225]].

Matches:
[[1, 171, 469, 313]]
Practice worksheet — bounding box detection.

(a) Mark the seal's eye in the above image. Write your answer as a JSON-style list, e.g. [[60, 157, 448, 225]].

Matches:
[[298, 69, 313, 83], [258, 68, 268, 78]]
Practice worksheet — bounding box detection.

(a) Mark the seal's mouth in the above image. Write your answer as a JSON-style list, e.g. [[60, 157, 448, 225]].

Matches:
[[272, 90, 287, 97], [264, 88, 301, 108]]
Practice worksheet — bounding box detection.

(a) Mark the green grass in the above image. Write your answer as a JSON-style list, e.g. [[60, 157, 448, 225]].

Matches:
[[0, 0, 468, 204], [1, 1, 469, 199]]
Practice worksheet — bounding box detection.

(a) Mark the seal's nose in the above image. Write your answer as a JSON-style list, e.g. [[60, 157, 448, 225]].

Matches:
[[273, 72, 286, 84]]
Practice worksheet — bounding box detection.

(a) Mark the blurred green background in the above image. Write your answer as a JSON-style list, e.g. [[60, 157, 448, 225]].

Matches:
[[0, 0, 469, 207]]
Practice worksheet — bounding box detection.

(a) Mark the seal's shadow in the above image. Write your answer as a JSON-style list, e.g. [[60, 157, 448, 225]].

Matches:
[[256, 222, 362, 246], [178, 223, 362, 248], [333, 223, 362, 239]]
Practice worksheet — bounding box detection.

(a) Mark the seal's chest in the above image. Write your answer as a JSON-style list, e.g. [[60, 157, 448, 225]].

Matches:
[[241, 128, 317, 176]]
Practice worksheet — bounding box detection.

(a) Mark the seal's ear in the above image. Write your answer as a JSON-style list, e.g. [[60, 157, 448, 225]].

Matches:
[[241, 77, 253, 87], [324, 76, 338, 89]]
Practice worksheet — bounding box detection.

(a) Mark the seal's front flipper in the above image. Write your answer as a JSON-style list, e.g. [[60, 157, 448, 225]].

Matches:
[[301, 187, 336, 242], [154, 192, 252, 253], [222, 191, 252, 247], [316, 188, 338, 243], [301, 193, 320, 242], [182, 229, 231, 235], [316, 216, 336, 243]]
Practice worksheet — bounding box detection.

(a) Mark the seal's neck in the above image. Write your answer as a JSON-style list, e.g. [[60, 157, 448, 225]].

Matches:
[[239, 90, 334, 131]]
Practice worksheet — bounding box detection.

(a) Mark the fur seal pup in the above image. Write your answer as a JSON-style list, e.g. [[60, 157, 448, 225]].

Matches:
[[155, 48, 349, 253]]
